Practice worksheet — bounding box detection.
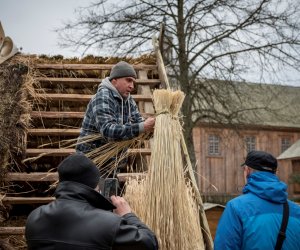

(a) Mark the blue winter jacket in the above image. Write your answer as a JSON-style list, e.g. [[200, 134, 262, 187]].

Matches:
[[214, 171, 300, 250], [76, 77, 144, 153]]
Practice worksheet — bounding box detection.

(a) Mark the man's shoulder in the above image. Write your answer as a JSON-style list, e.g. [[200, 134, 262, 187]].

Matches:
[[87, 207, 123, 226], [95, 86, 112, 96], [288, 200, 300, 213], [92, 88, 118, 105], [95, 87, 120, 100], [226, 193, 258, 209], [26, 202, 53, 225]]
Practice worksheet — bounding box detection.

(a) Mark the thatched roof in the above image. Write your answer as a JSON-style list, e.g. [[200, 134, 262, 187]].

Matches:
[[19, 53, 156, 65], [278, 139, 300, 160], [0, 56, 34, 183], [196, 79, 300, 129], [0, 53, 157, 184]]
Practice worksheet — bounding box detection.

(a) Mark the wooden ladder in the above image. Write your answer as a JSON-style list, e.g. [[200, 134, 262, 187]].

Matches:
[[1, 63, 159, 236]]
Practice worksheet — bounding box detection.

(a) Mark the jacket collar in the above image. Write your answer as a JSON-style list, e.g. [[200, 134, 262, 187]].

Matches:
[[55, 181, 116, 211], [243, 171, 288, 203]]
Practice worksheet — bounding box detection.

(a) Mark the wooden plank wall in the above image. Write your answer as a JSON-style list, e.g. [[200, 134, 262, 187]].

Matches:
[[194, 126, 300, 196]]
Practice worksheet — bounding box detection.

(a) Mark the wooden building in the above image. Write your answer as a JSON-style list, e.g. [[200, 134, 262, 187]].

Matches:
[[278, 139, 300, 195], [204, 203, 225, 239], [193, 82, 300, 202]]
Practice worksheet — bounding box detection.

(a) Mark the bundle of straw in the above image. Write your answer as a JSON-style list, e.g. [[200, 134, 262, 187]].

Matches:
[[29, 130, 150, 177], [125, 89, 204, 250]]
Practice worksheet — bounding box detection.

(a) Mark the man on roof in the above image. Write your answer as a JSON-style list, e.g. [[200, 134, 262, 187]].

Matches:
[[76, 61, 155, 171]]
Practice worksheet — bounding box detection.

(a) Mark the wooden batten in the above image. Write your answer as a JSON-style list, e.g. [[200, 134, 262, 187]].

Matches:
[[34, 63, 157, 71], [5, 172, 148, 183], [25, 148, 151, 157], [0, 227, 25, 235], [30, 111, 85, 119], [30, 111, 154, 119], [37, 77, 161, 88], [2, 197, 55, 205], [35, 93, 153, 102], [28, 128, 80, 136], [5, 172, 58, 182]]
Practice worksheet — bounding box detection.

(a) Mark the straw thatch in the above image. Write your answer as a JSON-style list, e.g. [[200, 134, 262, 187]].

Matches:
[[0, 55, 40, 249], [125, 89, 205, 250], [0, 56, 39, 186], [0, 53, 158, 249]]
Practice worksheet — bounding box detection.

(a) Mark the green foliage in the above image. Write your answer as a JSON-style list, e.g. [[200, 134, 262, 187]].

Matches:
[[289, 173, 300, 184]]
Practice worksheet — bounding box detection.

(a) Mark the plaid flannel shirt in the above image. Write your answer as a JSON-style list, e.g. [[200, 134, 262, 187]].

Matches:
[[76, 78, 144, 153]]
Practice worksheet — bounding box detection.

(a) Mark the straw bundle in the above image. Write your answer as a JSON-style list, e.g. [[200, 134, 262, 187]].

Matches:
[[85, 133, 149, 176], [125, 89, 204, 250], [51, 132, 150, 177]]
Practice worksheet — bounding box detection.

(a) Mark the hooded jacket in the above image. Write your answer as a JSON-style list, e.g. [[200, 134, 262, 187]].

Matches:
[[25, 181, 158, 250], [76, 77, 144, 153], [214, 171, 300, 250]]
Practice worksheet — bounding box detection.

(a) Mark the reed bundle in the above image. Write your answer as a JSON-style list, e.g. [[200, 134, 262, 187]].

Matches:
[[85, 133, 149, 176], [125, 89, 204, 250], [54, 132, 150, 177]]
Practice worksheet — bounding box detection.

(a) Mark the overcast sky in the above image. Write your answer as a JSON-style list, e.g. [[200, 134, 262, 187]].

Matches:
[[0, 0, 93, 57], [0, 0, 299, 86]]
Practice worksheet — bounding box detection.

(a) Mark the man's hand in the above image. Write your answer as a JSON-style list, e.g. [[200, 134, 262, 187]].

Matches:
[[144, 117, 156, 132], [111, 195, 132, 216]]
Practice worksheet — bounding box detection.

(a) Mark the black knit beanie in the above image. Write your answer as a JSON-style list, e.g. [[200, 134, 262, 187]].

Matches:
[[58, 153, 100, 188], [109, 61, 137, 80]]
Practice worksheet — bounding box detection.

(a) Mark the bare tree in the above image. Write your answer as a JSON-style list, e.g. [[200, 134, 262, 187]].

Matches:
[[58, 0, 300, 167]]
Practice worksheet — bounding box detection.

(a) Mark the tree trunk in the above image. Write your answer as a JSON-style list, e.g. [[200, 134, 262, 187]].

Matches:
[[176, 0, 197, 176], [182, 113, 197, 173]]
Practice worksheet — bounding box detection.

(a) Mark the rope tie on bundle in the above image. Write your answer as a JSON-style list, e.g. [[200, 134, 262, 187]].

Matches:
[[155, 110, 179, 120]]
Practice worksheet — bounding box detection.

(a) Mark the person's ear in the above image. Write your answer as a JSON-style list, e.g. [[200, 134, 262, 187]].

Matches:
[[94, 184, 100, 192], [245, 166, 251, 175]]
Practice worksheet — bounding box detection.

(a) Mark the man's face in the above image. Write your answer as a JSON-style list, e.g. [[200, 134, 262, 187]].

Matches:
[[112, 77, 135, 98]]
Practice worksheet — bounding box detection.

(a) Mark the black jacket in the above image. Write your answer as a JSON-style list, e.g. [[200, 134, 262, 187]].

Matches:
[[25, 181, 158, 250]]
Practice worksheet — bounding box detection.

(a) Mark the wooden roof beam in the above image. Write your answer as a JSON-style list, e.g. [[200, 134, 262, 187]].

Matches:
[[34, 64, 157, 70], [2, 197, 55, 204], [5, 172, 58, 182], [35, 93, 153, 102], [25, 148, 151, 157], [0, 227, 25, 235], [30, 111, 154, 119], [37, 77, 161, 87], [5, 172, 147, 183], [28, 128, 80, 136]]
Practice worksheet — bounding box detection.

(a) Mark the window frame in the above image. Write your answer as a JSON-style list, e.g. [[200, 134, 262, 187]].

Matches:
[[280, 137, 292, 153], [208, 134, 221, 156], [244, 135, 256, 153]]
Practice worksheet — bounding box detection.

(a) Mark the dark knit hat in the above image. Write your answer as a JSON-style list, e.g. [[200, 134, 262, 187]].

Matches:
[[241, 150, 277, 173], [109, 61, 137, 80], [58, 153, 100, 188]]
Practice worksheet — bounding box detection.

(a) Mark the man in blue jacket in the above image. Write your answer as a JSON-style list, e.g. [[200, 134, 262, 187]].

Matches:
[[214, 150, 300, 250]]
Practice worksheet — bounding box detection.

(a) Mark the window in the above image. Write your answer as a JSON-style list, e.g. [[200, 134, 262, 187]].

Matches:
[[245, 136, 256, 153], [281, 138, 291, 153], [208, 134, 220, 156]]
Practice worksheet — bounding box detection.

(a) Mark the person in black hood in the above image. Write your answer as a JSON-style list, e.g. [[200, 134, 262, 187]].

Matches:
[[25, 153, 159, 250]]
